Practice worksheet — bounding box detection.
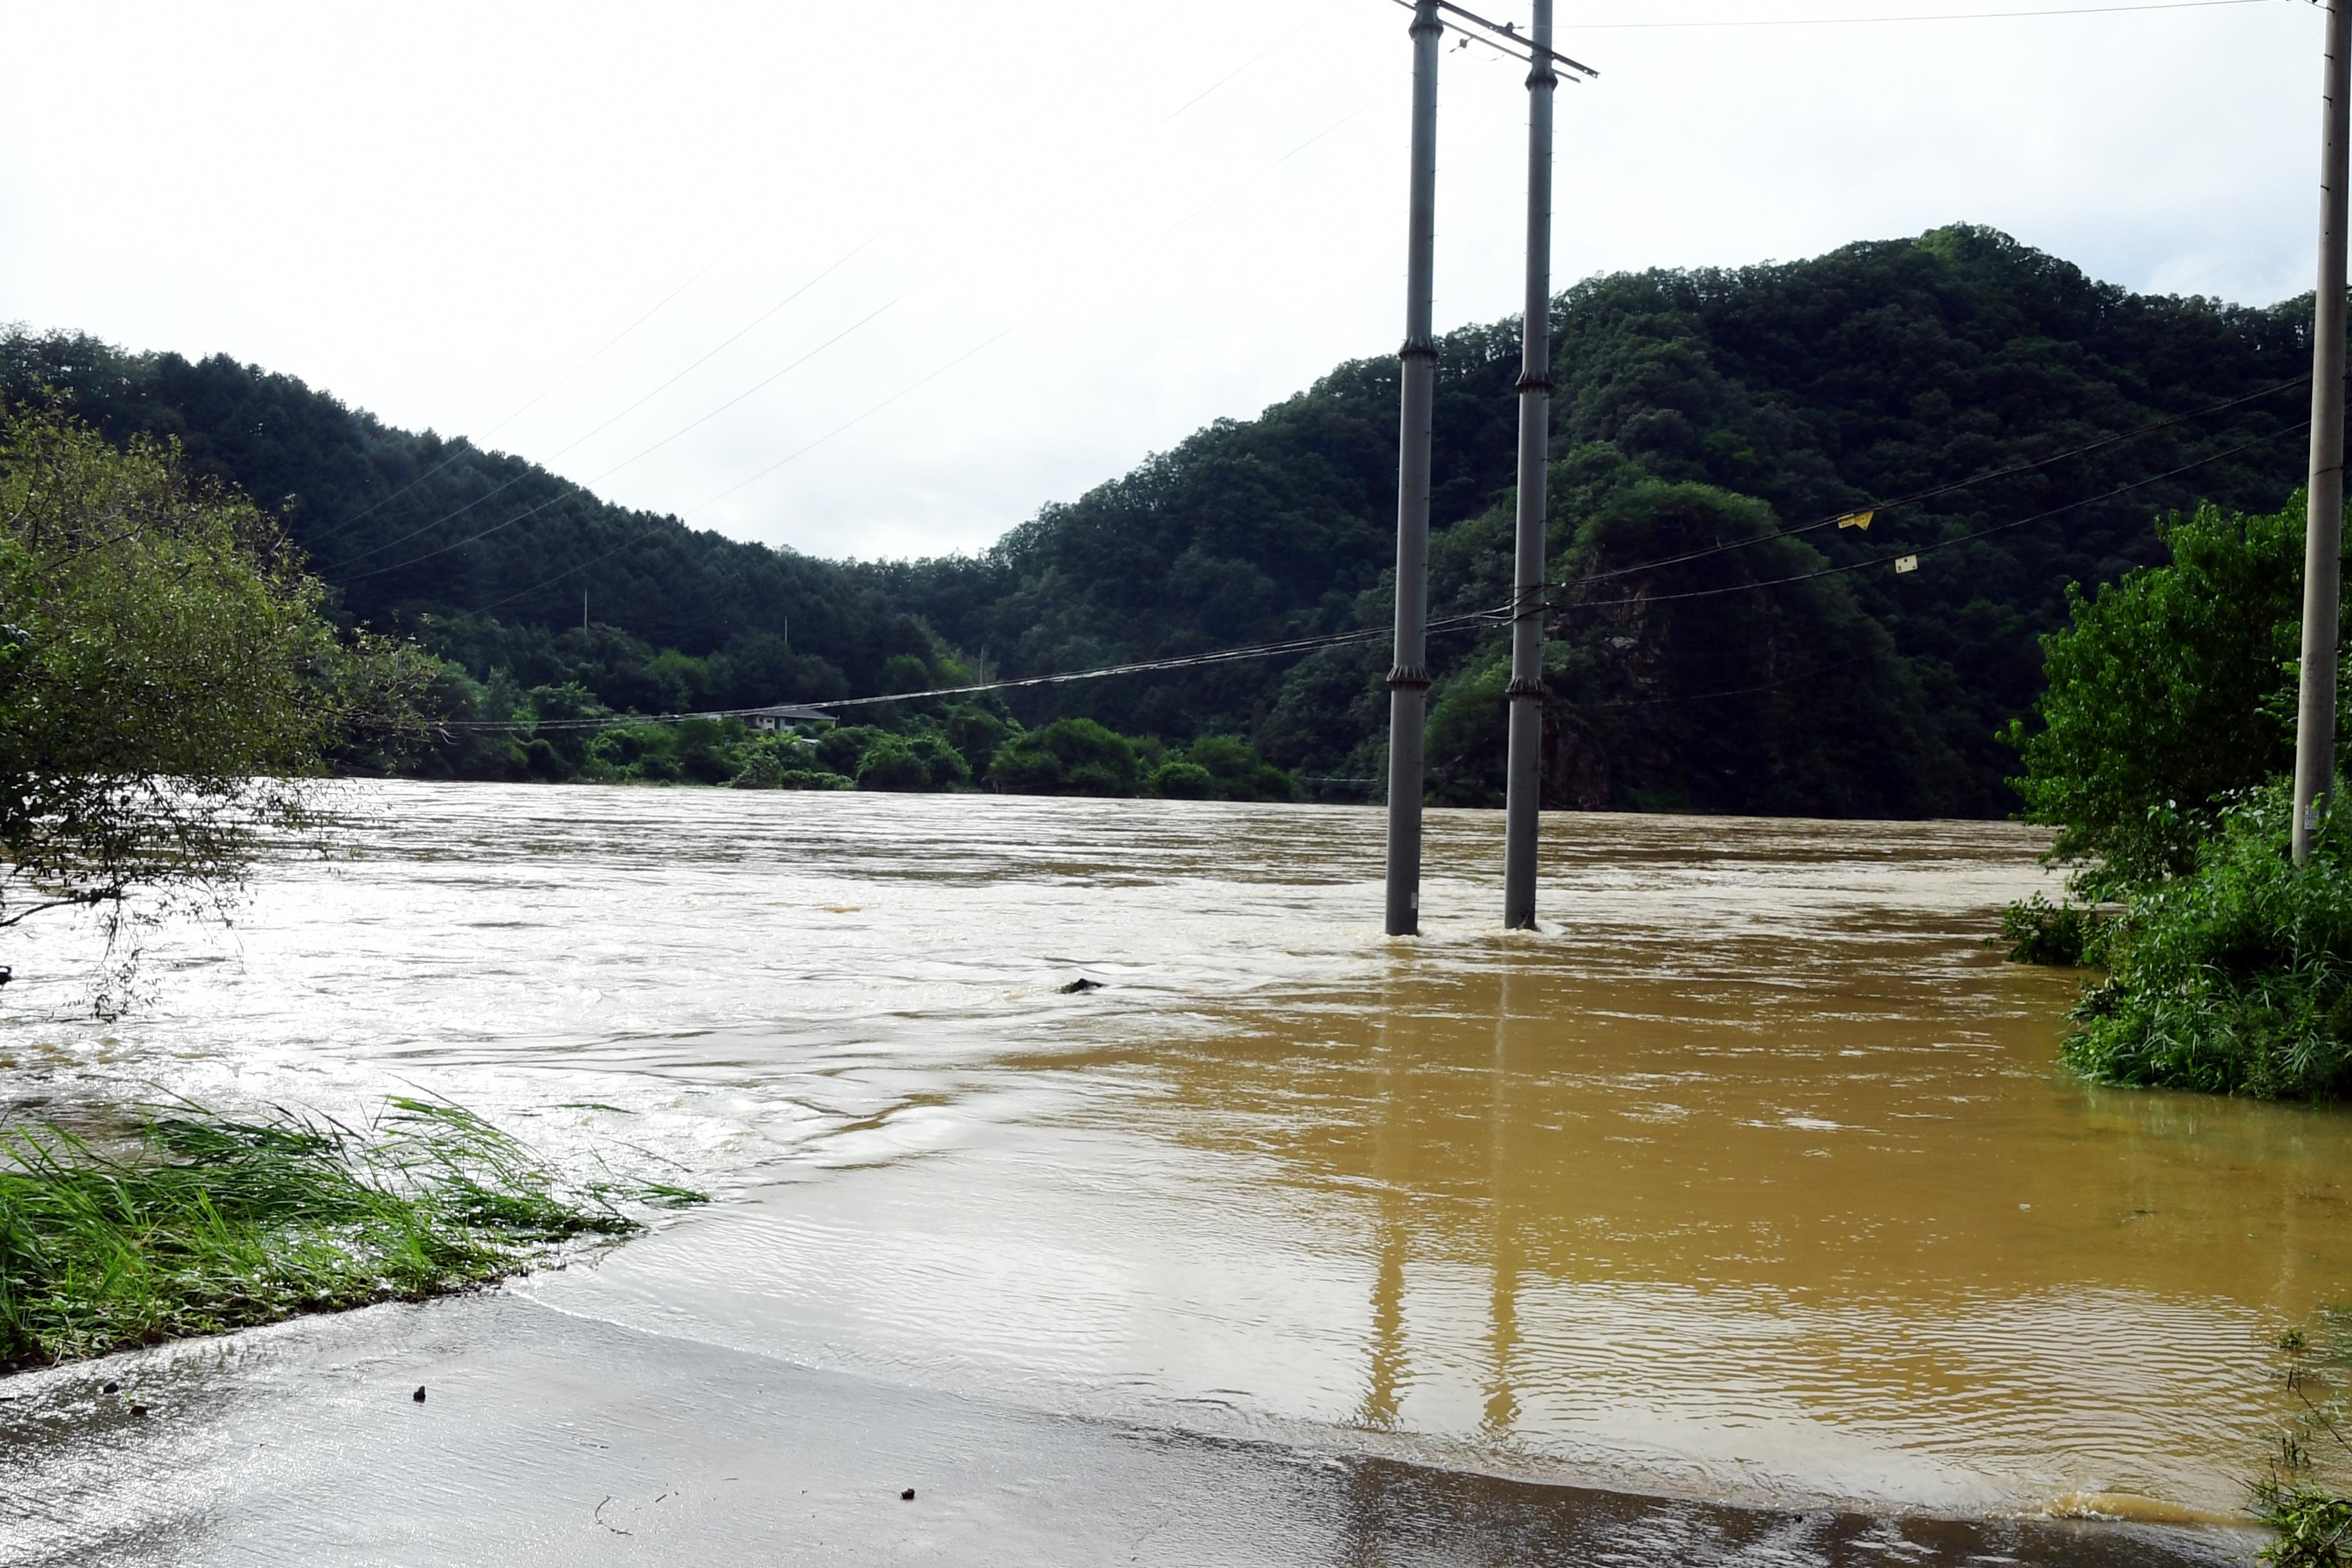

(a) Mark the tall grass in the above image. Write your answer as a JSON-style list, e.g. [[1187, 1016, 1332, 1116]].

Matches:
[[2257, 1313, 2352, 1567], [0, 1097, 700, 1369]]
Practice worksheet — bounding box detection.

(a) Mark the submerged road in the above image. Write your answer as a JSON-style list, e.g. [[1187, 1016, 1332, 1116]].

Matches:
[[1, 1289, 2246, 1567]]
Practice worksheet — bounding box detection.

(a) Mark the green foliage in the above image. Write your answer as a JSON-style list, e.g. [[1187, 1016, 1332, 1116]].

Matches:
[[856, 738, 932, 792], [2260, 1488, 2352, 1567], [0, 1099, 700, 1369], [1993, 892, 2111, 966], [8, 224, 2323, 818], [0, 404, 423, 934], [1418, 478, 1955, 816], [2064, 788, 2352, 1101], [1149, 761, 1215, 799], [885, 225, 2312, 813], [2005, 502, 2311, 896], [1181, 734, 1300, 802], [2253, 1313, 2352, 1565], [729, 736, 849, 790], [987, 718, 1142, 798]]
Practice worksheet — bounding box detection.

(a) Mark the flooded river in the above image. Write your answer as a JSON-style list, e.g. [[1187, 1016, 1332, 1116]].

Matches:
[[4, 781, 2346, 1525]]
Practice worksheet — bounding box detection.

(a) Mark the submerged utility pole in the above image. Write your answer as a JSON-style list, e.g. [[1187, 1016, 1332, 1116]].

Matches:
[[1502, 0, 1556, 930], [1384, 0, 1443, 937], [2298, 0, 2352, 864]]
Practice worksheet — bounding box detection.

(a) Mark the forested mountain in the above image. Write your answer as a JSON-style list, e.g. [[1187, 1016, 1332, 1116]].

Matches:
[[3, 224, 2324, 817]]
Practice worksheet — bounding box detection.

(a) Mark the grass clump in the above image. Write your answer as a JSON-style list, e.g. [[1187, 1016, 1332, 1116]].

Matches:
[[0, 1097, 701, 1369], [2063, 787, 2352, 1101], [2256, 1316, 2352, 1566]]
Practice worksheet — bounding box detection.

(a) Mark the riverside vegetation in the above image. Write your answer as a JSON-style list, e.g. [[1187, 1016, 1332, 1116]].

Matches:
[[1999, 495, 2352, 1103], [0, 1100, 700, 1371], [0, 409, 695, 1366]]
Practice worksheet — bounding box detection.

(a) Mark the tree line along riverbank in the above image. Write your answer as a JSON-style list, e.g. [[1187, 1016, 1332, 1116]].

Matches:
[[6, 222, 2326, 820]]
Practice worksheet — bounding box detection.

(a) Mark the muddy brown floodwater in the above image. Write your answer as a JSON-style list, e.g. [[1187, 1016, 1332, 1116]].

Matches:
[[3, 781, 2346, 1543]]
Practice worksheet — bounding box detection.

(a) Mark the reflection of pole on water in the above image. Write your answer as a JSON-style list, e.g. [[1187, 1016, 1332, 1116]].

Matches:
[[1360, 980, 1412, 1429], [1485, 965, 1523, 1437]]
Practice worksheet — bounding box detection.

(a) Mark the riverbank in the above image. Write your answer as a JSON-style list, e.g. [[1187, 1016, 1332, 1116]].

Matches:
[[0, 1287, 2251, 1567]]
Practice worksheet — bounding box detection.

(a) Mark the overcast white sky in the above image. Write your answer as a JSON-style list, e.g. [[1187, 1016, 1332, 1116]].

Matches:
[[0, 0, 2324, 562]]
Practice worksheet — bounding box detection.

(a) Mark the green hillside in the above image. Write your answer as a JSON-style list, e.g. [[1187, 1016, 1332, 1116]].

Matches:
[[3, 224, 2322, 816]]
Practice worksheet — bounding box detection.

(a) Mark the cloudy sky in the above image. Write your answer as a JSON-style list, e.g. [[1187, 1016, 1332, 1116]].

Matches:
[[0, 0, 2322, 562]]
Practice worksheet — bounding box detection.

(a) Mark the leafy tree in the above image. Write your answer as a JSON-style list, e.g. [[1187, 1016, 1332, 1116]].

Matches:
[[0, 406, 418, 946], [1181, 735, 1300, 802], [988, 719, 1141, 798], [1149, 761, 1215, 799], [856, 738, 932, 792], [2004, 500, 2315, 894]]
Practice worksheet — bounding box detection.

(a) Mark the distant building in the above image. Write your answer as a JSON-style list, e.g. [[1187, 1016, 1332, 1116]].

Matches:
[[733, 705, 832, 734]]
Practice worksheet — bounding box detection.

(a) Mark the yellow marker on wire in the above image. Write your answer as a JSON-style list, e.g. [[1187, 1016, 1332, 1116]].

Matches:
[[1837, 509, 1875, 531]]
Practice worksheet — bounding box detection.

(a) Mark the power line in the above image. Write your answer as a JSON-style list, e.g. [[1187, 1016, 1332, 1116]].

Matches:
[[333, 277, 921, 585], [373, 77, 1398, 618], [306, 257, 721, 551], [440, 611, 1496, 733], [1158, 15, 1319, 125], [431, 424, 2303, 740], [1382, 0, 1598, 74], [1564, 375, 2311, 588], [328, 234, 890, 582], [1559, 0, 2274, 27], [1542, 418, 2309, 614], [1558, 653, 1873, 709], [469, 326, 1021, 618], [1432, 0, 1599, 74]]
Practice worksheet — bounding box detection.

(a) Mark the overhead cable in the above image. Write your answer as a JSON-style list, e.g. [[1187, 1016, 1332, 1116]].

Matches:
[[1560, 0, 2272, 27], [468, 327, 1020, 618], [388, 80, 1395, 618], [1567, 374, 2312, 587], [1382, 0, 1598, 74], [330, 245, 905, 584], [1541, 418, 2309, 614], [439, 611, 1494, 733], [307, 256, 721, 550]]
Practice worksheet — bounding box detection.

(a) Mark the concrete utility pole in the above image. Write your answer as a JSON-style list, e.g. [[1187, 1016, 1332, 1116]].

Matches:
[[1502, 0, 1556, 930], [2296, 0, 2352, 865], [1384, 0, 1443, 937]]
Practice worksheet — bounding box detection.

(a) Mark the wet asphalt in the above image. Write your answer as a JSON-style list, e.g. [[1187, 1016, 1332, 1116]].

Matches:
[[0, 1289, 2253, 1567]]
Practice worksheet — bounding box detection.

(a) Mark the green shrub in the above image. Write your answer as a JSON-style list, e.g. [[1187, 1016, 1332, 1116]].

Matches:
[[729, 738, 848, 790], [945, 709, 1013, 775], [816, 724, 884, 776], [1995, 893, 2110, 966], [857, 738, 932, 792], [988, 718, 1140, 797], [2064, 787, 2352, 1100], [1183, 734, 1300, 802], [1150, 761, 1215, 799]]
